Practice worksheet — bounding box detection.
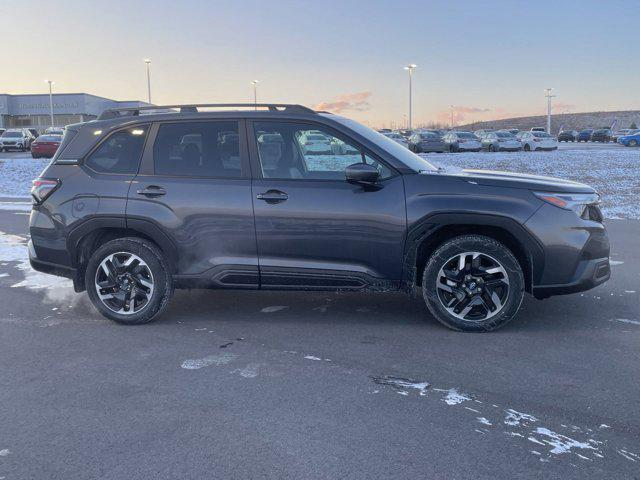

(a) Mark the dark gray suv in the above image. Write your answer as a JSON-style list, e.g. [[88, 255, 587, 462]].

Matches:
[[28, 104, 610, 332]]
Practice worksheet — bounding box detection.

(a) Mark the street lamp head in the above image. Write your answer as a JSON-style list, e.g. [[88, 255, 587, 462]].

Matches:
[[404, 64, 417, 71], [44, 79, 54, 85], [144, 58, 151, 65], [251, 80, 260, 85]]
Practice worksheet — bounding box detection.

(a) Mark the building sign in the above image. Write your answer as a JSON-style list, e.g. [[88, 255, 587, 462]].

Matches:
[[18, 102, 80, 109]]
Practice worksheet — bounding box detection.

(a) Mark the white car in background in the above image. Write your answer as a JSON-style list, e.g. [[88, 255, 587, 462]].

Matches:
[[517, 131, 558, 151], [442, 131, 482, 152], [382, 132, 408, 148], [299, 132, 332, 154]]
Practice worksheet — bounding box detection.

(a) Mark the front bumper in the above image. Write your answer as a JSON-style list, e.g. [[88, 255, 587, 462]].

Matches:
[[532, 257, 610, 298]]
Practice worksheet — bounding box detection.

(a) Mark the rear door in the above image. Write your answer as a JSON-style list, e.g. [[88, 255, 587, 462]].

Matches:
[[248, 120, 407, 290], [127, 119, 259, 288]]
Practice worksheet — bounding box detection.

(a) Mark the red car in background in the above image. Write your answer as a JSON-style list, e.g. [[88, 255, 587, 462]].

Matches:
[[30, 134, 63, 158]]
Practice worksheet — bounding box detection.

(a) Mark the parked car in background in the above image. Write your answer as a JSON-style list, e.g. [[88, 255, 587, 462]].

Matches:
[[383, 132, 409, 148], [377, 128, 392, 134], [617, 131, 640, 147], [0, 129, 33, 151], [531, 127, 546, 132], [408, 131, 446, 153], [506, 128, 519, 135], [442, 131, 481, 152], [474, 129, 493, 139], [558, 130, 578, 142], [299, 132, 332, 154], [577, 129, 594, 142], [395, 129, 413, 139], [27, 128, 40, 139], [44, 127, 65, 135], [481, 131, 522, 152], [517, 131, 558, 151], [30, 134, 63, 158], [590, 129, 612, 143], [611, 129, 632, 143]]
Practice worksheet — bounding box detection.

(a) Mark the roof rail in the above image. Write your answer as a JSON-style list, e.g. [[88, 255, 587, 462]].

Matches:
[[97, 103, 316, 120]]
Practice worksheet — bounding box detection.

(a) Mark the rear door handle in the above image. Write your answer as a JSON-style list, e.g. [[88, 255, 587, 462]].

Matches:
[[256, 190, 288, 204], [137, 185, 166, 198]]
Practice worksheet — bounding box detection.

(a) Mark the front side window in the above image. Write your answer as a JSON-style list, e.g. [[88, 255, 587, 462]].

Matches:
[[253, 122, 393, 181], [153, 121, 241, 178], [85, 126, 148, 174]]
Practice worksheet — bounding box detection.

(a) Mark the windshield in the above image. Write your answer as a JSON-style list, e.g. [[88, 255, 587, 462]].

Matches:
[[532, 132, 551, 138], [496, 132, 514, 138], [2, 131, 22, 138], [457, 132, 476, 138], [324, 114, 437, 172], [420, 133, 438, 139]]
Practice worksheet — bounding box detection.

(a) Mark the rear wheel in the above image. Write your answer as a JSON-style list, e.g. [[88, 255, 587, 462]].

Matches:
[[422, 235, 524, 332], [85, 237, 173, 324], [523, 144, 531, 151], [630, 140, 638, 147]]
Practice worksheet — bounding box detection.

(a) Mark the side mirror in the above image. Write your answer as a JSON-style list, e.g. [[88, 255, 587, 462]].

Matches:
[[345, 163, 380, 187]]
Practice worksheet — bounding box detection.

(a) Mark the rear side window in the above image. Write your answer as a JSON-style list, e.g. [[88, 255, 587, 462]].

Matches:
[[153, 121, 241, 178], [85, 126, 148, 174]]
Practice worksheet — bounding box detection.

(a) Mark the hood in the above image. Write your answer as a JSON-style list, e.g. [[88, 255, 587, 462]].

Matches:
[[448, 169, 595, 193]]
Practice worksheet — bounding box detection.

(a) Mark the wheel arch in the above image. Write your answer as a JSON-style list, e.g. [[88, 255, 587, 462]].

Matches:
[[403, 213, 544, 295], [67, 217, 178, 291]]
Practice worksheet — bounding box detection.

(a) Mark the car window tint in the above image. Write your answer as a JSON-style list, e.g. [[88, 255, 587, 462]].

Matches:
[[153, 121, 241, 178], [253, 121, 393, 181], [85, 126, 148, 174]]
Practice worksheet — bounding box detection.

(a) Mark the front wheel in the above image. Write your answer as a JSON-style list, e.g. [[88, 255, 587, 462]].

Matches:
[[85, 237, 173, 324], [421, 235, 525, 332]]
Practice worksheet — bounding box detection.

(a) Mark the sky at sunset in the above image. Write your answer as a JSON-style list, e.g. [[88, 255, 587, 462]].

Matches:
[[2, 0, 637, 127]]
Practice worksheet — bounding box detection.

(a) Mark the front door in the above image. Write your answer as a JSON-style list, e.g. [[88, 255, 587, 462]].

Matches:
[[248, 120, 407, 290], [127, 119, 259, 288]]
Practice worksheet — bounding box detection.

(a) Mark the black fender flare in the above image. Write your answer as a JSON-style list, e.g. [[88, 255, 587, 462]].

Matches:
[[402, 212, 545, 292]]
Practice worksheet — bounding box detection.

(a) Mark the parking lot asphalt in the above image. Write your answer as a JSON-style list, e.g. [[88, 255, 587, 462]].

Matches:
[[0, 202, 638, 479]]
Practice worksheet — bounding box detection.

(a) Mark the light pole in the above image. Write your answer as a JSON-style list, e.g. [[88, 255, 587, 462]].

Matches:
[[144, 59, 152, 104], [251, 80, 259, 109], [403, 64, 417, 130], [545, 88, 555, 134], [44, 79, 54, 127]]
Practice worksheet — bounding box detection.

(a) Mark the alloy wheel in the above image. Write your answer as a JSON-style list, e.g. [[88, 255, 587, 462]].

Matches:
[[94, 252, 154, 315], [435, 251, 509, 322]]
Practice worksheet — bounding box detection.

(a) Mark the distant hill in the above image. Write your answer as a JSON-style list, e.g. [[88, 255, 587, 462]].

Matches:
[[457, 110, 640, 133]]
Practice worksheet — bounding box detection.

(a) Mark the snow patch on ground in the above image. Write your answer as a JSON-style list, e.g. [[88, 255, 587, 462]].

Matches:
[[0, 157, 49, 197], [231, 363, 261, 378], [180, 352, 237, 370], [261, 305, 288, 313], [504, 409, 539, 426], [437, 388, 472, 405], [610, 318, 640, 326], [477, 417, 492, 426], [304, 355, 322, 361], [531, 427, 597, 456], [0, 230, 75, 304], [422, 149, 640, 219], [371, 375, 430, 396]]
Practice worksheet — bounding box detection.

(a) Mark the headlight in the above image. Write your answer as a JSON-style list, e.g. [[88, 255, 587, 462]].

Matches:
[[534, 191, 602, 220]]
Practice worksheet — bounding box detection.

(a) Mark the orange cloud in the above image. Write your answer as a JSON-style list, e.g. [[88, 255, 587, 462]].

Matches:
[[436, 105, 491, 124], [315, 92, 372, 113]]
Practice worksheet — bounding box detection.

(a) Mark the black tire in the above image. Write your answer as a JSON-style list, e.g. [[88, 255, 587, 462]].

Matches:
[[421, 235, 525, 332], [488, 144, 496, 152], [523, 144, 531, 152], [85, 237, 173, 324], [630, 140, 638, 147]]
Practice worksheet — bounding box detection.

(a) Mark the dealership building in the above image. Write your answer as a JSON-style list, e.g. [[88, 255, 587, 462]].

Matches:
[[0, 93, 148, 132]]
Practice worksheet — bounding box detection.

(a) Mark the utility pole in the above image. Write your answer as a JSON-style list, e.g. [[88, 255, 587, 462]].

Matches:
[[403, 64, 417, 130], [44, 79, 54, 127], [144, 59, 152, 104], [251, 80, 259, 110], [545, 88, 555, 134]]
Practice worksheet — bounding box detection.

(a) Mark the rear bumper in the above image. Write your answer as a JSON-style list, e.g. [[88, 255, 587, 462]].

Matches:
[[28, 239, 80, 288], [532, 257, 610, 298]]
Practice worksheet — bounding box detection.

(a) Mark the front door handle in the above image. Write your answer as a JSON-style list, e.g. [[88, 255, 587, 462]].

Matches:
[[137, 185, 166, 198], [256, 189, 288, 204]]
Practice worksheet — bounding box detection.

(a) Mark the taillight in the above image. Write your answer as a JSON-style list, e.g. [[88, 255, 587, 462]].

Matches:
[[31, 178, 60, 204]]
